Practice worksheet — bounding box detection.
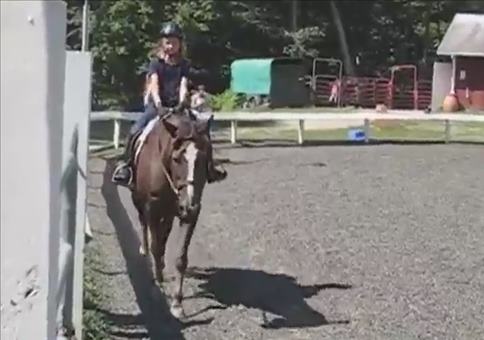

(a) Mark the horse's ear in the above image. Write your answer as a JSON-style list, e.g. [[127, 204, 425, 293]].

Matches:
[[162, 115, 179, 137]]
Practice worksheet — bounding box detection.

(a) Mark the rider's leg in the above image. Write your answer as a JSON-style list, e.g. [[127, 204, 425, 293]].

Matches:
[[205, 116, 227, 183], [112, 104, 158, 185]]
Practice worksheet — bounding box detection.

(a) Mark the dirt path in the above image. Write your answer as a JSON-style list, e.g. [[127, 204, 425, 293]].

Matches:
[[87, 143, 484, 340]]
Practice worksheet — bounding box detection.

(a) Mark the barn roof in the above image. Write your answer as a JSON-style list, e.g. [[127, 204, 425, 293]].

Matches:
[[437, 13, 484, 57]]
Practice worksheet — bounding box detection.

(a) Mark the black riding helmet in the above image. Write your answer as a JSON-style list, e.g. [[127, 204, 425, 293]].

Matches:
[[159, 22, 183, 40]]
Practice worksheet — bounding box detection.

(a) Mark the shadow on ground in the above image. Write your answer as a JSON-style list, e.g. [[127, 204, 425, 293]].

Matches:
[[100, 160, 212, 340], [97, 160, 351, 337], [187, 267, 352, 329]]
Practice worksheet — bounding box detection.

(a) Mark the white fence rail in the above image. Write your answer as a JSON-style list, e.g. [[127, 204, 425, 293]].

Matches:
[[90, 110, 484, 148]]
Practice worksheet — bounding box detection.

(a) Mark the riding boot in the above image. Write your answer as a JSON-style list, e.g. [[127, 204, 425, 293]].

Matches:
[[206, 136, 227, 184], [112, 132, 138, 186]]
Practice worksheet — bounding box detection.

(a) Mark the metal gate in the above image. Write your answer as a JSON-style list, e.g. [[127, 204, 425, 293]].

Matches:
[[311, 58, 343, 107]]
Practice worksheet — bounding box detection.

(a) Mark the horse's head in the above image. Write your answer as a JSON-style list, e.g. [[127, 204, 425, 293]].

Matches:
[[161, 113, 210, 220]]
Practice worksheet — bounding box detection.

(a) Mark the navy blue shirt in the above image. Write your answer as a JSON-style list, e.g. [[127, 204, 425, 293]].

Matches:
[[147, 57, 190, 107]]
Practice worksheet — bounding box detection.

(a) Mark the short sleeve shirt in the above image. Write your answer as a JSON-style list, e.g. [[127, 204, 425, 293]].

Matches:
[[147, 57, 190, 107]]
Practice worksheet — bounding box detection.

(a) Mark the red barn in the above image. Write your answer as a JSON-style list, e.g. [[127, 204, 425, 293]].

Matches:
[[436, 13, 484, 111]]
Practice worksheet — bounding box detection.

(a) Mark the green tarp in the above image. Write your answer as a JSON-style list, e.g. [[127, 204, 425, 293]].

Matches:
[[230, 57, 310, 108], [230, 58, 274, 95]]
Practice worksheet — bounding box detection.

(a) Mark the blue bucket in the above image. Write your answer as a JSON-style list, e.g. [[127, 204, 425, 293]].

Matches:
[[347, 128, 366, 142]]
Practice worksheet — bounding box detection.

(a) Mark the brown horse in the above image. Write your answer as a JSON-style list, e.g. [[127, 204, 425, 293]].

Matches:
[[130, 110, 210, 318]]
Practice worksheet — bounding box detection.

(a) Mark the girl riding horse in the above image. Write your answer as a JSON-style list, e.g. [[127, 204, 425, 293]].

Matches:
[[112, 22, 227, 186]]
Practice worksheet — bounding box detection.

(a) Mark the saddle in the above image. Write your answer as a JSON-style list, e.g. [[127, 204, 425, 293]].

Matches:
[[130, 107, 212, 172], [132, 116, 160, 167]]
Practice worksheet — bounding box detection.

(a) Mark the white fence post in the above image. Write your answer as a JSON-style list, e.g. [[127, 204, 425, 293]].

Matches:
[[444, 119, 451, 143], [297, 119, 305, 145], [364, 118, 371, 144], [114, 119, 121, 149], [230, 120, 238, 144]]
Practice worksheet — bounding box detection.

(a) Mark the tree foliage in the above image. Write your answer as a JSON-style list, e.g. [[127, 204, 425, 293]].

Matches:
[[65, 0, 484, 110]]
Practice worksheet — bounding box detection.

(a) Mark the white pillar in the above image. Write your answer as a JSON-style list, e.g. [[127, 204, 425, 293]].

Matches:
[[1, 2, 67, 339], [59, 51, 92, 338]]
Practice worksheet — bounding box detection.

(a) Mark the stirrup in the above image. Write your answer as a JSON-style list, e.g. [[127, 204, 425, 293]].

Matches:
[[111, 164, 133, 187]]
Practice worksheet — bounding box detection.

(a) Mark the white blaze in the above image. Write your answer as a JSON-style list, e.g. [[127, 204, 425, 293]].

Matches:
[[184, 142, 198, 204]]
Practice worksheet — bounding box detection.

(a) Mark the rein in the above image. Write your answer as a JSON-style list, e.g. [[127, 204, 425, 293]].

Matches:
[[157, 111, 180, 196], [160, 159, 179, 196]]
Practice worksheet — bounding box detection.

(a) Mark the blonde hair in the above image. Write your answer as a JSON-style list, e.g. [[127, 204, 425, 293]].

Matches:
[[150, 37, 186, 62], [149, 39, 165, 59]]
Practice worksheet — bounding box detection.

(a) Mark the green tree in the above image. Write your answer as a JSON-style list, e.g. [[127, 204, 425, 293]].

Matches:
[[65, 0, 475, 109]]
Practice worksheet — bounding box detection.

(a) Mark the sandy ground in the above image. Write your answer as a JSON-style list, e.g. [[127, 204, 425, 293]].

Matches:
[[86, 143, 484, 340]]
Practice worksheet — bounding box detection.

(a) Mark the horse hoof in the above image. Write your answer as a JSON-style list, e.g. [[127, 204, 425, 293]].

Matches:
[[139, 245, 146, 256], [170, 303, 185, 320]]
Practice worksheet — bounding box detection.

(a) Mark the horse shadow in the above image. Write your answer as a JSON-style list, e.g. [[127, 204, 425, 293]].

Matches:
[[187, 267, 352, 329]]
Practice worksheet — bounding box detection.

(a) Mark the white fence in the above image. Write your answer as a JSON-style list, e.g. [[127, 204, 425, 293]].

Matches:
[[90, 110, 484, 148]]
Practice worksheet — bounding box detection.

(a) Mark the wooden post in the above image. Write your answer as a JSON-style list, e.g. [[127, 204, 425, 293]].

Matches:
[[297, 119, 305, 145], [364, 118, 370, 144], [113, 119, 120, 149], [230, 120, 237, 144], [444, 119, 451, 143], [450, 56, 456, 95]]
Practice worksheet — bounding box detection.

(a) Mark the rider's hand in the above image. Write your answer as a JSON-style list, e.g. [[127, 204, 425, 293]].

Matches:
[[175, 100, 189, 113], [154, 98, 162, 109]]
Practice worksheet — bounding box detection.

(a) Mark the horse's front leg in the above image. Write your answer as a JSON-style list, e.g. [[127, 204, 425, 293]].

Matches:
[[170, 215, 199, 319], [132, 194, 149, 256], [157, 215, 174, 285], [144, 200, 165, 285], [139, 218, 149, 256]]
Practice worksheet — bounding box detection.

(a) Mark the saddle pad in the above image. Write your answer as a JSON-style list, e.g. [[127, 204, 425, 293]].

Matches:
[[134, 116, 160, 166], [190, 109, 213, 122]]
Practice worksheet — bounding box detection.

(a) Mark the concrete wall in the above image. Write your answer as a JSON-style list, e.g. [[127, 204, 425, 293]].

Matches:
[[1, 2, 66, 339], [431, 62, 452, 112]]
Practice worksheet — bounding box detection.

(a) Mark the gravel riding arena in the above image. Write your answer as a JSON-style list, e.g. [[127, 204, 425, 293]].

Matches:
[[87, 142, 484, 340]]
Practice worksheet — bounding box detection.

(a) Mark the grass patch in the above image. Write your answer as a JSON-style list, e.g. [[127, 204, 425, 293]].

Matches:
[[83, 243, 111, 340], [227, 121, 484, 143]]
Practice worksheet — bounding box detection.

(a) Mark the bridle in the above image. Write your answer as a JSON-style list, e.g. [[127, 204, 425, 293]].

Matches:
[[159, 141, 191, 197], [159, 115, 193, 198], [157, 107, 205, 200]]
